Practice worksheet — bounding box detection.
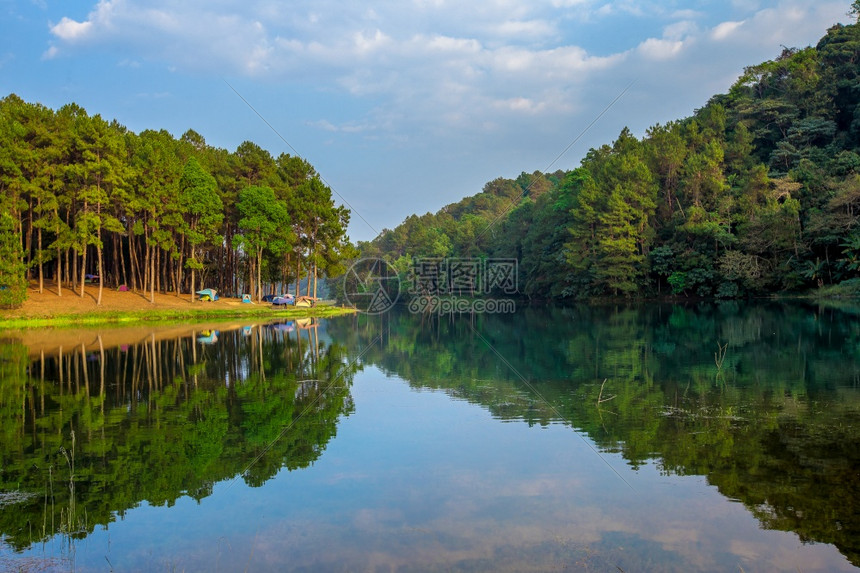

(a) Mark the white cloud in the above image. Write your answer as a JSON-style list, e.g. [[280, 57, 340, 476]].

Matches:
[[309, 119, 375, 133], [420, 35, 482, 54], [43, 1, 851, 123], [663, 20, 698, 41], [310, 119, 338, 132], [494, 96, 546, 114], [50, 16, 93, 41], [40, 0, 855, 240], [711, 20, 745, 41], [41, 1, 845, 136], [353, 29, 392, 56], [489, 19, 557, 38], [637, 37, 684, 60], [41, 45, 59, 60]]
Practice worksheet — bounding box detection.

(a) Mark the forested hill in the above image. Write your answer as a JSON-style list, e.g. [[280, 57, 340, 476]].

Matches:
[[0, 96, 356, 307], [362, 21, 860, 299]]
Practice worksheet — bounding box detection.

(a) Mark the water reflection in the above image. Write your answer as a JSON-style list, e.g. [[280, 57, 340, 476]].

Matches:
[[0, 320, 357, 551], [1, 302, 859, 571], [328, 302, 860, 567]]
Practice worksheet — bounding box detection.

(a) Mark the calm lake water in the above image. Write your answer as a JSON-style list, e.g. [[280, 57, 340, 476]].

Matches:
[[1, 302, 859, 572]]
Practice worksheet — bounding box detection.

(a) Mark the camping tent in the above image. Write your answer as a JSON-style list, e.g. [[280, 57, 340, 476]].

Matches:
[[196, 288, 218, 301]]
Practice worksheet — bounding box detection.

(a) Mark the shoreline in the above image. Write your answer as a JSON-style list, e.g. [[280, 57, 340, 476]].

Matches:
[[0, 281, 356, 328], [3, 319, 330, 360]]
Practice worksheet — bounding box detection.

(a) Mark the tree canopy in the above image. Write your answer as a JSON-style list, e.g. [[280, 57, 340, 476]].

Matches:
[[0, 97, 354, 303], [363, 21, 860, 300]]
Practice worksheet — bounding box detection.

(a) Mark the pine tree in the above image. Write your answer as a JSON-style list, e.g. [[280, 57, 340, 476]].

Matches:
[[595, 186, 642, 295], [0, 210, 28, 307], [563, 168, 601, 293], [179, 157, 223, 301]]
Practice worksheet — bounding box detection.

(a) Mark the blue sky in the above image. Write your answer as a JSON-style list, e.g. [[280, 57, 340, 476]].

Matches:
[[0, 0, 852, 242]]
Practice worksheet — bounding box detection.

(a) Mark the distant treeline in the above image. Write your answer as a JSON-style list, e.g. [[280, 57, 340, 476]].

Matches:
[[362, 22, 860, 299], [0, 95, 355, 306]]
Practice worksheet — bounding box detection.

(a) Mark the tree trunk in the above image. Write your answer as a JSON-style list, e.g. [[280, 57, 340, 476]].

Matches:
[[118, 232, 128, 288], [246, 256, 252, 300], [97, 202, 103, 305], [149, 241, 155, 304], [130, 230, 140, 291], [295, 254, 301, 297], [112, 232, 121, 289], [97, 233, 104, 305], [56, 242, 62, 297], [308, 225, 316, 298], [305, 255, 312, 297], [189, 244, 195, 303], [175, 252, 181, 297], [142, 232, 149, 295], [80, 246, 87, 298], [223, 228, 231, 296], [177, 234, 185, 297], [257, 246, 264, 301], [37, 219, 43, 293], [25, 197, 32, 280], [150, 244, 156, 303], [312, 262, 318, 299], [97, 241, 104, 305]]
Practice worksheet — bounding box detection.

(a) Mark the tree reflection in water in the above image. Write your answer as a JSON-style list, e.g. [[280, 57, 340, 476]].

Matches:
[[0, 320, 358, 550], [328, 302, 860, 566]]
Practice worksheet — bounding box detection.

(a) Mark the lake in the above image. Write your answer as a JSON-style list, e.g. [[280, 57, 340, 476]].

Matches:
[[1, 302, 859, 572]]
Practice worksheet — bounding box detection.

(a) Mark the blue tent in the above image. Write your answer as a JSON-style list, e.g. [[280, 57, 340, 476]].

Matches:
[[196, 288, 218, 301], [197, 330, 219, 344]]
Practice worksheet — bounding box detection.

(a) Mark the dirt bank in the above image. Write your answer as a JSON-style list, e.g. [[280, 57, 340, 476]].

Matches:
[[3, 281, 253, 319]]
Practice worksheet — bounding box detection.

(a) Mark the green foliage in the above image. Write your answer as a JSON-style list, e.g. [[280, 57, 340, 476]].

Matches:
[[667, 271, 686, 295], [364, 20, 860, 300], [0, 95, 355, 302], [0, 210, 27, 306], [817, 276, 860, 296], [235, 185, 292, 300]]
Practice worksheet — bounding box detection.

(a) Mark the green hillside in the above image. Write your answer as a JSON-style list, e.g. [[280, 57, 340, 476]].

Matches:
[[362, 21, 860, 299]]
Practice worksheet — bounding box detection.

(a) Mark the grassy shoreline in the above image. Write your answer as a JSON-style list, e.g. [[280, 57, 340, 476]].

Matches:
[[0, 303, 356, 329], [0, 282, 357, 329]]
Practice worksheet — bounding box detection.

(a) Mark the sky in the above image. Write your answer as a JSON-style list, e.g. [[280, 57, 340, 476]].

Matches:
[[0, 0, 853, 242]]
